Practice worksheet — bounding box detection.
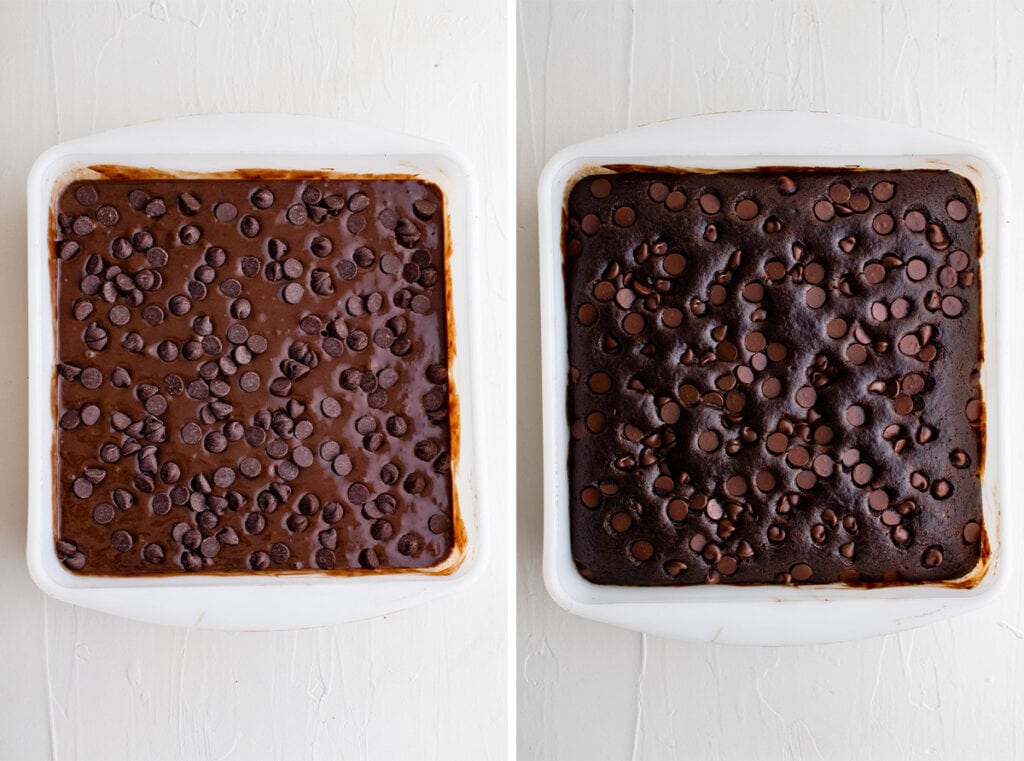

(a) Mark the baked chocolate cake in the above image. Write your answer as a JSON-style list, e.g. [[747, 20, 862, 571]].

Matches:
[[565, 170, 984, 585]]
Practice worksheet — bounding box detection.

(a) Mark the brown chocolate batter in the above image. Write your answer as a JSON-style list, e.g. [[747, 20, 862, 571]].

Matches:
[[53, 177, 453, 575]]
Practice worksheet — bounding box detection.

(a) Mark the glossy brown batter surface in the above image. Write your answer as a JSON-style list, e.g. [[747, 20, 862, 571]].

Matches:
[[565, 170, 983, 585], [54, 177, 453, 575]]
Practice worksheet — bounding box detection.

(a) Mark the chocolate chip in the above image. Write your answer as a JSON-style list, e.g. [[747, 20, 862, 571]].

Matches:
[[199, 333, 222, 356], [346, 330, 369, 352], [906, 258, 928, 281], [72, 215, 95, 236], [108, 489, 133, 512], [71, 476, 95, 498], [862, 262, 886, 285], [200, 431, 225, 453], [813, 200, 835, 221], [312, 548, 335, 570], [237, 509, 268, 539], [805, 286, 826, 309], [331, 454, 353, 477], [59, 409, 82, 430], [281, 509, 306, 531], [124, 190, 149, 210], [308, 269, 333, 296], [852, 463, 874, 487], [229, 211, 259, 237], [795, 386, 817, 408], [186, 279, 208, 301], [273, 457, 299, 481], [288, 445, 312, 469], [168, 295, 191, 316], [132, 306, 163, 331], [845, 405, 866, 426], [278, 202, 307, 226], [144, 197, 166, 218], [248, 551, 270, 570], [872, 213, 894, 234], [416, 512, 450, 538], [294, 420, 314, 440], [76, 401, 100, 426], [394, 218, 422, 246], [343, 483, 369, 505], [267, 281, 299, 305], [139, 543, 164, 564], [941, 296, 963, 318], [413, 198, 438, 219], [110, 530, 133, 552], [926, 223, 949, 249], [179, 225, 201, 245], [898, 333, 921, 356], [59, 240, 85, 263], [922, 546, 944, 568], [593, 178, 614, 200], [339, 191, 368, 213], [244, 187, 272, 209], [735, 198, 759, 220], [73, 184, 99, 206], [790, 563, 813, 582], [611, 206, 636, 227], [872, 181, 896, 201], [904, 209, 927, 232], [396, 533, 422, 557]]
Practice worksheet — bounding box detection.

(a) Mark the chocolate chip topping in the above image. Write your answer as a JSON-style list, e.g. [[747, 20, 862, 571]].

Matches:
[[566, 170, 983, 586], [53, 178, 454, 575]]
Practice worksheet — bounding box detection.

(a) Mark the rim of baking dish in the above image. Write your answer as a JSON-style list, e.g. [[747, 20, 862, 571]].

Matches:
[[26, 114, 487, 629], [539, 112, 1013, 643]]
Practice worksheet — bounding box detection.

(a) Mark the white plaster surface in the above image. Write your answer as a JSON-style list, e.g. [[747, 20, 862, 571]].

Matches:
[[0, 1, 510, 759], [517, 1, 1024, 759]]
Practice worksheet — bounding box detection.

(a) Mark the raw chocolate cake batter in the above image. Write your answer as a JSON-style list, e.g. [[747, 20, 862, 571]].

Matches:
[[53, 177, 454, 574]]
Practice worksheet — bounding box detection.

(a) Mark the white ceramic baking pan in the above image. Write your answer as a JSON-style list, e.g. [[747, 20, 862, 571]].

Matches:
[[27, 114, 486, 630], [539, 111, 1014, 645]]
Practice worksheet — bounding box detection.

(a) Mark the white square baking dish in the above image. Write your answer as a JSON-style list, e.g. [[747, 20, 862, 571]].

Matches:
[[539, 111, 1013, 645], [27, 114, 486, 630]]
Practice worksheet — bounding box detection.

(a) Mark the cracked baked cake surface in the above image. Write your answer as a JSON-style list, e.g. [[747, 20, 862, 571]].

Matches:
[[565, 169, 984, 586], [53, 177, 454, 575]]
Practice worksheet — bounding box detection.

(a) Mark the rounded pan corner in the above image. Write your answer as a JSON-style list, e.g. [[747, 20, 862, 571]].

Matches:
[[424, 143, 476, 186], [538, 144, 581, 201], [27, 142, 70, 200], [946, 139, 1012, 186], [971, 544, 1013, 603], [443, 516, 490, 589], [25, 543, 65, 602]]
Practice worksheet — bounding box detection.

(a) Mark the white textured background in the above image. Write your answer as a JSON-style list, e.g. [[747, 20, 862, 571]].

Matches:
[[0, 1, 510, 760], [518, 1, 1024, 760]]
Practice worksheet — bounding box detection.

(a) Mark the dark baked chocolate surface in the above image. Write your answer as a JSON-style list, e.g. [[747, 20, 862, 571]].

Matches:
[[54, 177, 454, 575], [565, 170, 984, 586]]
